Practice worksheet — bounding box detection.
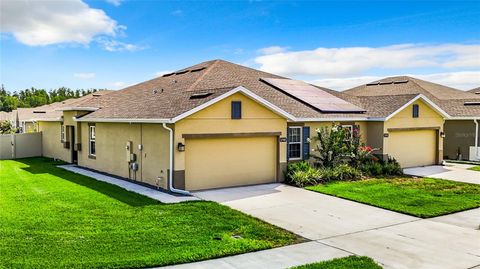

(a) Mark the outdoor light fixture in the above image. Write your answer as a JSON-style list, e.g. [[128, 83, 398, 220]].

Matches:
[[177, 142, 185, 152], [440, 132, 445, 138]]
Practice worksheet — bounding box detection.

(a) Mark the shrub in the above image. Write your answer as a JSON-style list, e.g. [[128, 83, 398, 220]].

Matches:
[[382, 158, 403, 176], [285, 161, 312, 181], [290, 169, 321, 187], [360, 158, 403, 176], [311, 125, 351, 168], [318, 164, 362, 182], [360, 161, 383, 176]]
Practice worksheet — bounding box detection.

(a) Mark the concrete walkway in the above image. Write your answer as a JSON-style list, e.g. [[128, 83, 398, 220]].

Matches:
[[162, 241, 350, 269], [59, 165, 198, 203], [404, 163, 480, 184], [177, 184, 480, 269]]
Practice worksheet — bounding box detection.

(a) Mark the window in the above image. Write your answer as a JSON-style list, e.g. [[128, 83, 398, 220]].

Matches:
[[60, 124, 65, 142], [288, 127, 302, 160], [342, 125, 353, 140], [412, 104, 419, 118], [231, 101, 242, 119], [89, 125, 96, 156]]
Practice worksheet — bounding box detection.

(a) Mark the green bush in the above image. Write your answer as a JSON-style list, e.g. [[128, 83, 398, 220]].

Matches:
[[318, 164, 362, 182], [360, 158, 403, 176], [285, 161, 311, 180], [382, 158, 403, 176], [290, 169, 321, 187], [360, 161, 383, 176], [286, 161, 321, 187]]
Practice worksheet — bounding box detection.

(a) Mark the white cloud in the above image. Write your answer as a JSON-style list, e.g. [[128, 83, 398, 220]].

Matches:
[[111, 81, 134, 89], [311, 71, 480, 91], [255, 43, 480, 77], [97, 38, 143, 52], [74, 73, 96, 79], [105, 0, 123, 6], [0, 0, 121, 46], [257, 46, 288, 55], [171, 9, 183, 16]]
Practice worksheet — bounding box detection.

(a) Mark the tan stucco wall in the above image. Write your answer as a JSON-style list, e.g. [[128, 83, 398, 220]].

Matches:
[[77, 122, 170, 189], [174, 92, 288, 170], [38, 121, 71, 162], [383, 100, 445, 163]]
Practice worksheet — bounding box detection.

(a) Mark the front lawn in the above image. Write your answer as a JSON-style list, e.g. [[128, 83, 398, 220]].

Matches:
[[0, 158, 299, 269], [468, 166, 480, 172], [291, 256, 382, 269], [307, 177, 480, 218]]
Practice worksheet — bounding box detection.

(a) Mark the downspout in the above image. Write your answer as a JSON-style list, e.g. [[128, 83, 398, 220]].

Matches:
[[475, 119, 479, 159], [162, 123, 190, 195]]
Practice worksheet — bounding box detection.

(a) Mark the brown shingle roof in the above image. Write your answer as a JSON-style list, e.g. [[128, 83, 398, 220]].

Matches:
[[469, 87, 480, 95], [80, 60, 370, 121], [343, 76, 480, 118]]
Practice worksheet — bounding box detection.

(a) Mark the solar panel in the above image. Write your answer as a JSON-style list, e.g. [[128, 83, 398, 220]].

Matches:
[[261, 78, 365, 113]]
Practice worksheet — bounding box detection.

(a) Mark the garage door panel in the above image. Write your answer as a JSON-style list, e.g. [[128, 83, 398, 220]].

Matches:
[[388, 130, 436, 168], [185, 136, 277, 190]]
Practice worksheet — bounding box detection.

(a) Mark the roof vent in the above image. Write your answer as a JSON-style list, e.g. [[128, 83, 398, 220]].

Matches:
[[33, 111, 46, 114], [190, 67, 206, 73], [379, 81, 394, 85], [152, 89, 163, 94], [190, 92, 213, 99], [366, 82, 379, 86], [393, 80, 409, 84], [174, 70, 189, 75], [464, 101, 480, 106], [162, 72, 174, 77]]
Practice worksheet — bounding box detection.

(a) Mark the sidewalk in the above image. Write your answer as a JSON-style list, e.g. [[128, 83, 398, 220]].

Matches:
[[59, 165, 198, 203], [160, 241, 350, 269]]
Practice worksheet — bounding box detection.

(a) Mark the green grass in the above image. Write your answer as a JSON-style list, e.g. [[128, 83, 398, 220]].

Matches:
[[0, 158, 299, 269], [291, 256, 382, 269], [468, 166, 480, 172], [306, 177, 480, 218]]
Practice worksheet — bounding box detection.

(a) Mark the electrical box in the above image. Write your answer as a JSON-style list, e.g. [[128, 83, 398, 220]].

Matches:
[[130, 162, 139, 171], [130, 153, 137, 162], [126, 141, 132, 162]]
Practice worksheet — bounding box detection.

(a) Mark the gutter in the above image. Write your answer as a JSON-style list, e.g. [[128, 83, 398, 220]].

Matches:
[[162, 123, 191, 195]]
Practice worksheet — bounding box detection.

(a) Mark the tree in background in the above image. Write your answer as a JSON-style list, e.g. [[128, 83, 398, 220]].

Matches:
[[0, 85, 103, 112], [0, 120, 17, 134]]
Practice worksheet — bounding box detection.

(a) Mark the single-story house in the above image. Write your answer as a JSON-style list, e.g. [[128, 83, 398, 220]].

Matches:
[[33, 60, 452, 192], [344, 76, 480, 161]]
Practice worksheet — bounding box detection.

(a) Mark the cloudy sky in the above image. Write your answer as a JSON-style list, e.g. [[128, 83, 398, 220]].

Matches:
[[1, 0, 479, 92]]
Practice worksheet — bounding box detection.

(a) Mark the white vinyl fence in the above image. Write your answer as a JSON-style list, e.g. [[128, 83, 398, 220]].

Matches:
[[0, 132, 42, 160]]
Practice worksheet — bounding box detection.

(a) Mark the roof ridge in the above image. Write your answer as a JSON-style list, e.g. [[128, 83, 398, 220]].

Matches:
[[187, 59, 220, 91]]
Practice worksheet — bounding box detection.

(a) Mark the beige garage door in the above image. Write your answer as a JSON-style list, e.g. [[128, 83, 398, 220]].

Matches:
[[388, 130, 437, 168], [185, 136, 277, 191]]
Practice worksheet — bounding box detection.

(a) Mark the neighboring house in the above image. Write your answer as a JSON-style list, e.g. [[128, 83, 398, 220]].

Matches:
[[33, 60, 451, 192], [470, 87, 480, 95], [344, 76, 480, 161]]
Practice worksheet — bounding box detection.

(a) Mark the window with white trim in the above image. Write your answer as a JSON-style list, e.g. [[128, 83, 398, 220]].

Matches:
[[89, 125, 96, 156], [342, 125, 353, 140], [60, 124, 65, 142], [288, 127, 302, 160]]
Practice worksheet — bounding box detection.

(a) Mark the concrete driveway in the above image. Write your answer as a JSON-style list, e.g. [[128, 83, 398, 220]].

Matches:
[[404, 163, 480, 184], [193, 184, 480, 269]]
